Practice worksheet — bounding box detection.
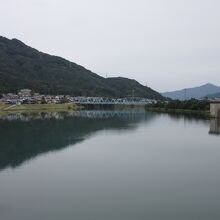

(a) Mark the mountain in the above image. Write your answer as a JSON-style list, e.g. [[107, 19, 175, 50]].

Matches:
[[0, 36, 163, 99], [162, 83, 220, 100], [205, 92, 220, 99]]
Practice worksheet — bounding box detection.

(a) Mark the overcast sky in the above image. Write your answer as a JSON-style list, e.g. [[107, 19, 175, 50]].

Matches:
[[0, 0, 220, 92]]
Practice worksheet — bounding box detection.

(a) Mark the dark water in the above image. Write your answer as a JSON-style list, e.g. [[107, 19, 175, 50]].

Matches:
[[0, 110, 220, 220]]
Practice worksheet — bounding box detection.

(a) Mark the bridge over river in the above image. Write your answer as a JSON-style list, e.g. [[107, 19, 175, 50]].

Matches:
[[71, 97, 156, 106]]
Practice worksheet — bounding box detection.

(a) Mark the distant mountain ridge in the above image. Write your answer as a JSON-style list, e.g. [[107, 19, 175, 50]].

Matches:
[[206, 91, 220, 99], [0, 36, 163, 99], [162, 83, 220, 100]]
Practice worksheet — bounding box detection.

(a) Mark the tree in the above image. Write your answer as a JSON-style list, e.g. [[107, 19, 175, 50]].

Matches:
[[41, 96, 47, 104], [59, 96, 69, 104]]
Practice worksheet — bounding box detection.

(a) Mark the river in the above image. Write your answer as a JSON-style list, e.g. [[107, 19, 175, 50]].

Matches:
[[0, 110, 219, 220]]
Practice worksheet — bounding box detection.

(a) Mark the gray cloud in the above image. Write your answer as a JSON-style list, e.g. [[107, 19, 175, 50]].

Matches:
[[0, 0, 220, 91]]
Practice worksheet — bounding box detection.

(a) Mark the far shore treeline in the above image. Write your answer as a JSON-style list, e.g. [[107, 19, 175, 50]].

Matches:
[[147, 99, 210, 112]]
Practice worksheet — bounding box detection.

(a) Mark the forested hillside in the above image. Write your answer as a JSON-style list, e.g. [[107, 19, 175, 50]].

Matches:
[[0, 36, 163, 99]]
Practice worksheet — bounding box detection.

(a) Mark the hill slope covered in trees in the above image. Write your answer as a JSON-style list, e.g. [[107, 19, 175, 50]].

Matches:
[[0, 36, 163, 99]]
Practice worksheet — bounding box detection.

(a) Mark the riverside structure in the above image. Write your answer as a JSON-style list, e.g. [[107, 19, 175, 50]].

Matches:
[[210, 100, 220, 118]]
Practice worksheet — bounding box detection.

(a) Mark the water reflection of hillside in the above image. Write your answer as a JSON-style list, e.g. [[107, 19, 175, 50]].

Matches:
[[0, 110, 155, 170]]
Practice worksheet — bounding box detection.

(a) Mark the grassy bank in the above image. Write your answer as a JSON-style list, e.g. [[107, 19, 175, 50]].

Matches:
[[145, 107, 210, 118], [0, 103, 80, 114]]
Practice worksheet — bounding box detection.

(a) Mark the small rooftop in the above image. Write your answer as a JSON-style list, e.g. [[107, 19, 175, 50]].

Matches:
[[210, 100, 220, 104]]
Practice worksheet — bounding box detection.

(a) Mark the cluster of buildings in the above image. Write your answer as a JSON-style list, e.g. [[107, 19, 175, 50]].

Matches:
[[0, 89, 74, 104], [0, 89, 157, 105]]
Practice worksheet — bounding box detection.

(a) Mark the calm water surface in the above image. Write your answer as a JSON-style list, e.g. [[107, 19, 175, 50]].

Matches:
[[0, 110, 220, 220]]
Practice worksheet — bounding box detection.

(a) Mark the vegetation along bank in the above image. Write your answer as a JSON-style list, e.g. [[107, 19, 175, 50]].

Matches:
[[145, 99, 210, 118]]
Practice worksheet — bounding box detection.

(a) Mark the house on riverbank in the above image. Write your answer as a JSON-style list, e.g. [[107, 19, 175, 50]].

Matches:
[[210, 100, 220, 118]]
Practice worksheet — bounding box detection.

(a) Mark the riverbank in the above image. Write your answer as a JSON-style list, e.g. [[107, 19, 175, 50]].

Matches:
[[0, 103, 211, 119], [0, 103, 80, 114], [145, 107, 210, 118]]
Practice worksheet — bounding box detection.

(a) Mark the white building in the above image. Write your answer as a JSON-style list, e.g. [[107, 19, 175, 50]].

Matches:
[[18, 89, 32, 97]]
